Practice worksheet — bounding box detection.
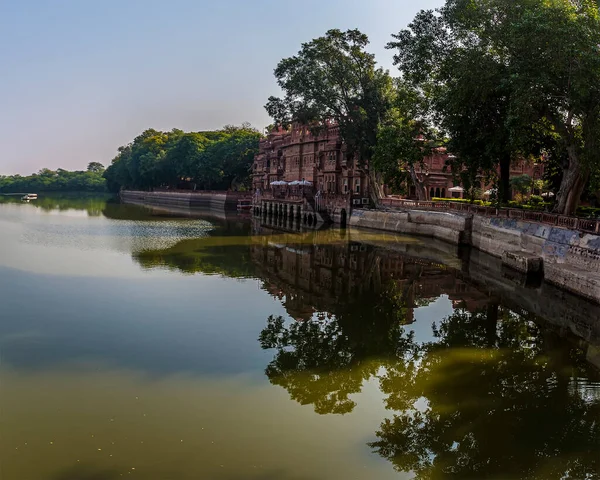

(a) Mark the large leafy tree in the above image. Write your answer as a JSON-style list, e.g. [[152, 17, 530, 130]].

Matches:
[[388, 0, 600, 213], [103, 125, 261, 192], [388, 8, 518, 203], [265, 29, 394, 200], [372, 80, 440, 200], [0, 168, 106, 193]]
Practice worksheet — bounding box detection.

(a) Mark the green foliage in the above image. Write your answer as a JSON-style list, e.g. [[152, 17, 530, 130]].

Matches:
[[265, 29, 393, 170], [389, 0, 600, 214], [87, 162, 105, 174], [529, 195, 544, 205], [103, 125, 261, 192], [373, 80, 441, 199], [0, 168, 106, 193], [506, 201, 554, 211], [576, 206, 600, 218], [510, 174, 533, 195], [432, 197, 490, 206]]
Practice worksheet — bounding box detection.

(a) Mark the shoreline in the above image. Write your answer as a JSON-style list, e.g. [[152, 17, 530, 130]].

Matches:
[[120, 189, 600, 306]]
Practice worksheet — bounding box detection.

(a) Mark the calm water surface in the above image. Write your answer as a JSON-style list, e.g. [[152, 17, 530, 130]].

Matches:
[[0, 195, 599, 480]]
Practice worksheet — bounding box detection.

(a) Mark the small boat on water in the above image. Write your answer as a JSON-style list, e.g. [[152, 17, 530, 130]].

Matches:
[[21, 194, 38, 201]]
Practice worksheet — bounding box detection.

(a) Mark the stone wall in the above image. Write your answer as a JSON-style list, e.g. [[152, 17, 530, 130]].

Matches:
[[121, 190, 246, 211], [471, 216, 600, 302], [348, 209, 472, 245], [349, 208, 600, 303]]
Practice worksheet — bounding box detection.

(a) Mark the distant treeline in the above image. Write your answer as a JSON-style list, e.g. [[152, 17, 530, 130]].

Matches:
[[103, 124, 262, 193], [0, 163, 106, 193]]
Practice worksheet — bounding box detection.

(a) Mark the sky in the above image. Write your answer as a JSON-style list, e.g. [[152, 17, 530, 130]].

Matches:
[[0, 0, 443, 175]]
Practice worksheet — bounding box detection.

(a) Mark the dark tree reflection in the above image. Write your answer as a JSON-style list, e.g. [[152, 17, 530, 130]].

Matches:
[[371, 308, 600, 480], [259, 280, 419, 414]]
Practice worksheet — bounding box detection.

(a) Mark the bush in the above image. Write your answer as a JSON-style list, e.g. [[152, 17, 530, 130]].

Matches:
[[507, 201, 550, 211], [529, 195, 544, 205], [577, 206, 600, 218], [432, 197, 491, 206]]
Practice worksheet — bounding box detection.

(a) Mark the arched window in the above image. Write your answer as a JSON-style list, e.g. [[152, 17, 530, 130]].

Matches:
[[430, 188, 435, 199], [435, 187, 440, 198], [441, 188, 446, 198]]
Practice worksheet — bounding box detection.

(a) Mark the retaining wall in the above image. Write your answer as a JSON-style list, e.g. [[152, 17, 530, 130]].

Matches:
[[349, 209, 471, 245], [349, 208, 600, 303], [121, 190, 246, 211]]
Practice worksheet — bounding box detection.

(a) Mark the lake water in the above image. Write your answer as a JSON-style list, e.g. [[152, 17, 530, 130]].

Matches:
[[0, 195, 599, 480]]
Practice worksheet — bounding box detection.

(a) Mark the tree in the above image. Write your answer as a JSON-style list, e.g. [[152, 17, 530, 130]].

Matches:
[[0, 168, 106, 193], [102, 125, 261, 192], [373, 80, 440, 200], [387, 8, 517, 204], [510, 174, 532, 197], [87, 162, 105, 174], [265, 29, 394, 201], [388, 0, 600, 213], [497, 0, 600, 215]]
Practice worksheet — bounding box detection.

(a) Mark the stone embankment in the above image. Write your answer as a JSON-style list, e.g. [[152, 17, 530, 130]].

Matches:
[[121, 190, 249, 211], [349, 207, 600, 304]]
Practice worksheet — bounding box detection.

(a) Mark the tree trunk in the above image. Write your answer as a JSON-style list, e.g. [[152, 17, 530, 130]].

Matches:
[[554, 146, 587, 216], [409, 164, 428, 200], [369, 170, 384, 206], [499, 155, 511, 204]]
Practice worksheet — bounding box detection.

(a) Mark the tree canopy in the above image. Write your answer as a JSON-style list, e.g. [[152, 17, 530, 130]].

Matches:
[[265, 29, 394, 200], [103, 124, 261, 192], [0, 167, 106, 193], [388, 0, 600, 213]]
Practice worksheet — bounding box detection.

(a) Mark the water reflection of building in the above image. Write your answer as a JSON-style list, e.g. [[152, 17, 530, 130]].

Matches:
[[250, 226, 489, 322]]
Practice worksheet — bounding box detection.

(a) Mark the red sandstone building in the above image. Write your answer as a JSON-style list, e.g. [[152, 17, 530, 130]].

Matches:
[[252, 123, 370, 223], [409, 150, 544, 200], [252, 124, 545, 223]]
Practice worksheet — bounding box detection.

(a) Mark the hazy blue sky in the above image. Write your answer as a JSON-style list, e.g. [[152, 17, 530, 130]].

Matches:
[[0, 0, 443, 175]]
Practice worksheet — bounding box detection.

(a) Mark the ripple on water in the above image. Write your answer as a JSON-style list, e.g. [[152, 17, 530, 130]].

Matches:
[[20, 220, 215, 253]]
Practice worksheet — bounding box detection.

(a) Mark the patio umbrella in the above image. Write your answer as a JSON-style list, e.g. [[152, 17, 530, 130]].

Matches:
[[448, 186, 464, 193]]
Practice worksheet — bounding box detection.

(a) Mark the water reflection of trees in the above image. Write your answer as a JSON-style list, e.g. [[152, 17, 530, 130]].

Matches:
[[259, 279, 418, 414], [0, 193, 112, 216], [371, 308, 600, 480], [260, 301, 600, 478], [253, 233, 600, 479]]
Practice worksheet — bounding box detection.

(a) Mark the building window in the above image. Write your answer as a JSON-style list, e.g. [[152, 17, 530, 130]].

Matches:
[[343, 179, 348, 193], [355, 178, 360, 194]]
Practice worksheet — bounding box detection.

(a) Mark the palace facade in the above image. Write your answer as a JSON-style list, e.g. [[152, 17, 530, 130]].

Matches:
[[252, 124, 545, 224], [409, 150, 545, 200], [252, 123, 371, 224]]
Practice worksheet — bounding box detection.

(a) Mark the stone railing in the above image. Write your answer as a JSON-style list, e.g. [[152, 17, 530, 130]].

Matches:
[[379, 198, 600, 234]]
